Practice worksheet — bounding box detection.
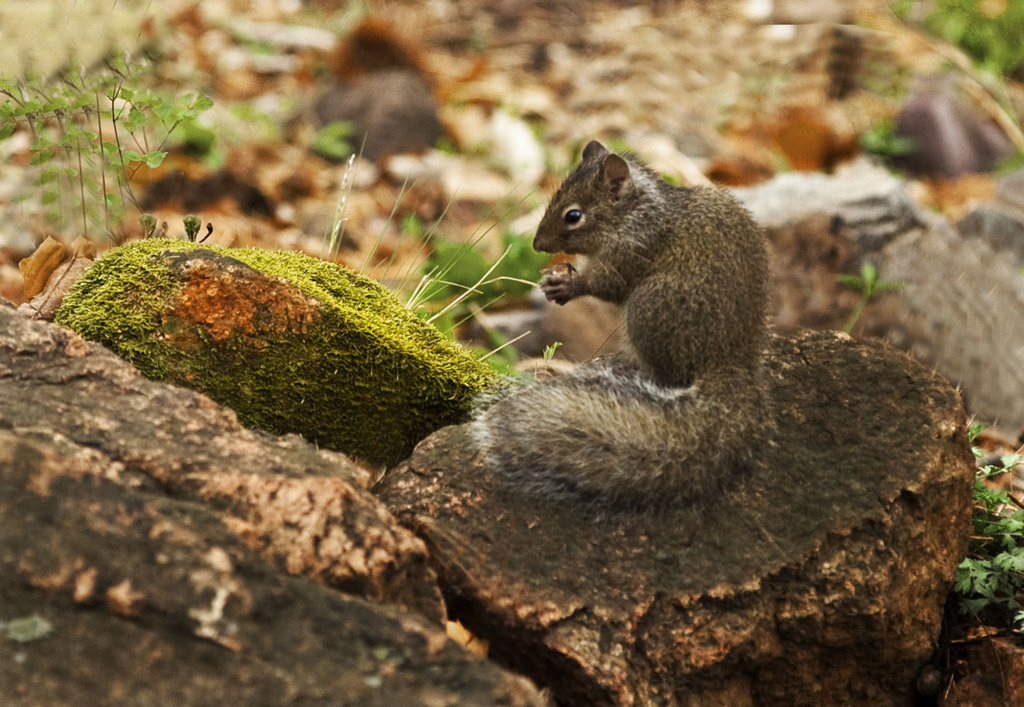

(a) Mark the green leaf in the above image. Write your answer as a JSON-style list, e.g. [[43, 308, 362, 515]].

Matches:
[[178, 120, 216, 156], [191, 93, 214, 112], [13, 100, 43, 117], [402, 213, 424, 239], [860, 262, 878, 287], [38, 166, 60, 185], [0, 122, 15, 141], [1001, 453, 1023, 470], [152, 101, 175, 123], [142, 150, 167, 168], [423, 239, 491, 303], [41, 97, 69, 112], [124, 107, 148, 131], [310, 121, 355, 162], [69, 93, 93, 111]]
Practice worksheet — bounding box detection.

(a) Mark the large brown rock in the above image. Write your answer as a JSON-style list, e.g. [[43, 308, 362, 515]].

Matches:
[[0, 299, 440, 619], [378, 330, 975, 706], [0, 429, 544, 707], [0, 302, 547, 704]]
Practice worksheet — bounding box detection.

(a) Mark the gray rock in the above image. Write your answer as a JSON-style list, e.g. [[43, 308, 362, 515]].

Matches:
[[312, 70, 446, 161], [734, 159, 1024, 430], [957, 203, 1024, 262], [894, 76, 1014, 178], [956, 168, 1024, 263]]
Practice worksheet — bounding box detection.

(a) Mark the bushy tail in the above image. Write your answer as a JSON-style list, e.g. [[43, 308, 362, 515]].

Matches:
[[472, 362, 768, 510]]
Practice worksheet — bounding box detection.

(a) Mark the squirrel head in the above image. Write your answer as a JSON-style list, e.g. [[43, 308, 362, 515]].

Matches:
[[534, 140, 634, 255]]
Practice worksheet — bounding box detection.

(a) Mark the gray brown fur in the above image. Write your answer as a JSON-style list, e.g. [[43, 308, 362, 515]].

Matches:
[[474, 140, 770, 509]]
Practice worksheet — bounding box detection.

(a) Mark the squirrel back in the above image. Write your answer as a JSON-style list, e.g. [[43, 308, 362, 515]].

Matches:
[[474, 140, 771, 509]]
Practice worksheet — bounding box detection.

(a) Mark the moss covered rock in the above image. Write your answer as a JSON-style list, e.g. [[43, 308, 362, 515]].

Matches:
[[55, 239, 497, 467]]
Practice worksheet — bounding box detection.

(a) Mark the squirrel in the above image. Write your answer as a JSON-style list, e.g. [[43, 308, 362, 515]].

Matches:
[[472, 140, 771, 509]]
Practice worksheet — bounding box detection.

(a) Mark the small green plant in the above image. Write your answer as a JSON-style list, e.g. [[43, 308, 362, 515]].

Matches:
[[182, 214, 213, 243], [0, 54, 213, 240], [434, 136, 461, 155], [955, 423, 1024, 631], [310, 121, 356, 162], [894, 0, 1024, 78], [421, 231, 548, 308], [542, 341, 563, 362], [140, 213, 160, 238], [860, 119, 916, 159], [838, 261, 905, 334], [324, 168, 541, 372]]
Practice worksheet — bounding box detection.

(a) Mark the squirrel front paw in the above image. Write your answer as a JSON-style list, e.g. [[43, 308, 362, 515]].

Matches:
[[540, 263, 579, 305]]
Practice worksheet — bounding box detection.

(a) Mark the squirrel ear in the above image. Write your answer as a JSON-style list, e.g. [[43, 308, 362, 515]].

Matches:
[[582, 140, 608, 161], [600, 153, 630, 199]]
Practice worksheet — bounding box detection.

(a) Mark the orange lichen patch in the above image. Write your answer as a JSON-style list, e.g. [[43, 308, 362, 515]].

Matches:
[[19, 554, 84, 592], [195, 471, 418, 586], [106, 578, 145, 617], [25, 443, 123, 496], [26, 449, 65, 497], [165, 256, 321, 346], [74, 567, 99, 603]]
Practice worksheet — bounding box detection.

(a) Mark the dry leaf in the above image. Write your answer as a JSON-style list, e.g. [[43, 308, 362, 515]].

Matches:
[[19, 236, 68, 298], [445, 619, 489, 658], [69, 235, 97, 259], [17, 247, 95, 321]]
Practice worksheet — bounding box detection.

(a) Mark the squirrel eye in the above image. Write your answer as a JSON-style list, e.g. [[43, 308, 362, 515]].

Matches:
[[564, 209, 583, 225]]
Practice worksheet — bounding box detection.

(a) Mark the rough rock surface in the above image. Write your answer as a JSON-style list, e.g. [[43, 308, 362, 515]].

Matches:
[[0, 301, 443, 617], [941, 635, 1024, 706], [956, 168, 1024, 264], [0, 302, 548, 705], [0, 431, 546, 707], [734, 159, 1024, 430], [379, 330, 975, 706]]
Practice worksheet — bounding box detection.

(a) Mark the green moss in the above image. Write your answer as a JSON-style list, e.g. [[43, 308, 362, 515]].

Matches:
[[55, 239, 498, 467]]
